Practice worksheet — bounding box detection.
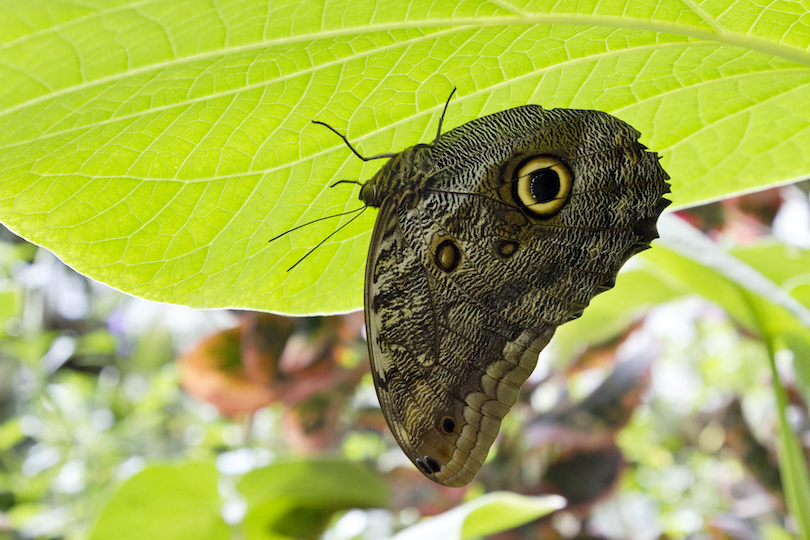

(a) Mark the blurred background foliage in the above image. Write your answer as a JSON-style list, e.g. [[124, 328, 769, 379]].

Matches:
[[0, 183, 809, 539]]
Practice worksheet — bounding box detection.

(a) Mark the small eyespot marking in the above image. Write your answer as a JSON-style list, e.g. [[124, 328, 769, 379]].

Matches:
[[415, 458, 433, 475], [494, 239, 519, 258], [434, 239, 460, 273], [441, 416, 456, 434], [424, 456, 441, 473]]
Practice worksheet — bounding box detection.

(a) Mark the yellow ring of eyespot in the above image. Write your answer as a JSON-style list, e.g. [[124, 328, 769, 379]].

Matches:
[[514, 156, 572, 217]]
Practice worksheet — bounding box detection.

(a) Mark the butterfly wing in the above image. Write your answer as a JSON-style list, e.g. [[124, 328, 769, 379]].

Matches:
[[365, 196, 554, 487], [365, 105, 670, 487]]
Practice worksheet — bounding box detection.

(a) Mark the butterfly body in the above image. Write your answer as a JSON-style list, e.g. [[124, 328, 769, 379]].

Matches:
[[350, 104, 670, 487]]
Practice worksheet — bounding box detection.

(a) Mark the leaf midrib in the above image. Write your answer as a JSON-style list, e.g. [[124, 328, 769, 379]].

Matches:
[[0, 34, 763, 158], [7, 8, 810, 121]]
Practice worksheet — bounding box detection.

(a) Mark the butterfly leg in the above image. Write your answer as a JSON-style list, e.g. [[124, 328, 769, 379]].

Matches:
[[311, 120, 396, 162]]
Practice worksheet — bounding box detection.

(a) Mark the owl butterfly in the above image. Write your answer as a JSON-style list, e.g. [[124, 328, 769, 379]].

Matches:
[[313, 91, 670, 487]]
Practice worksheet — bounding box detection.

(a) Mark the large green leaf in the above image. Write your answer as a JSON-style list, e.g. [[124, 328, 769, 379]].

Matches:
[[1, 0, 809, 313], [88, 462, 228, 540], [238, 459, 388, 540], [238, 458, 388, 508], [391, 491, 565, 540]]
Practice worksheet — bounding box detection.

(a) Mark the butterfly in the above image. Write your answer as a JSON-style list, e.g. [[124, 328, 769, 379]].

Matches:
[[308, 89, 670, 487]]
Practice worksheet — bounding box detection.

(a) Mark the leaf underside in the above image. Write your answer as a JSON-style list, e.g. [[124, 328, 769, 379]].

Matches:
[[1, 0, 809, 313]]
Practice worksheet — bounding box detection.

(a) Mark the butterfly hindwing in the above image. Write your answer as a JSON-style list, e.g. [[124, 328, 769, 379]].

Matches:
[[365, 196, 555, 487]]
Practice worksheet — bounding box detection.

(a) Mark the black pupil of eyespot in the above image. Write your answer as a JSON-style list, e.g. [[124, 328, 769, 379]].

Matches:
[[530, 168, 560, 203], [442, 417, 455, 433]]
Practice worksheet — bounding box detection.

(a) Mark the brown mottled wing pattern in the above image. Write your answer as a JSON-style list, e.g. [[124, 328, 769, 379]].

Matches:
[[363, 105, 670, 487]]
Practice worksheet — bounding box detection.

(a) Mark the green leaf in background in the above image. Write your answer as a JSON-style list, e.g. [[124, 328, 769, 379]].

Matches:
[[708, 242, 810, 398], [651, 215, 810, 535], [0, 419, 24, 453], [88, 462, 228, 540], [652, 215, 810, 335], [557, 218, 810, 358], [549, 216, 810, 534], [551, 266, 682, 362], [238, 459, 388, 540], [391, 491, 565, 540], [734, 243, 810, 310], [751, 298, 810, 540], [1, 0, 809, 314]]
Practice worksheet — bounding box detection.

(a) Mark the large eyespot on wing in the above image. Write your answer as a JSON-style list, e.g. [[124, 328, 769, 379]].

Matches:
[[507, 155, 573, 219]]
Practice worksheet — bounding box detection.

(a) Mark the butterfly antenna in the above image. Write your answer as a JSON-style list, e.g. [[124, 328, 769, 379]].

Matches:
[[285, 205, 369, 272], [311, 120, 396, 162], [434, 87, 457, 142], [268, 204, 367, 243]]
